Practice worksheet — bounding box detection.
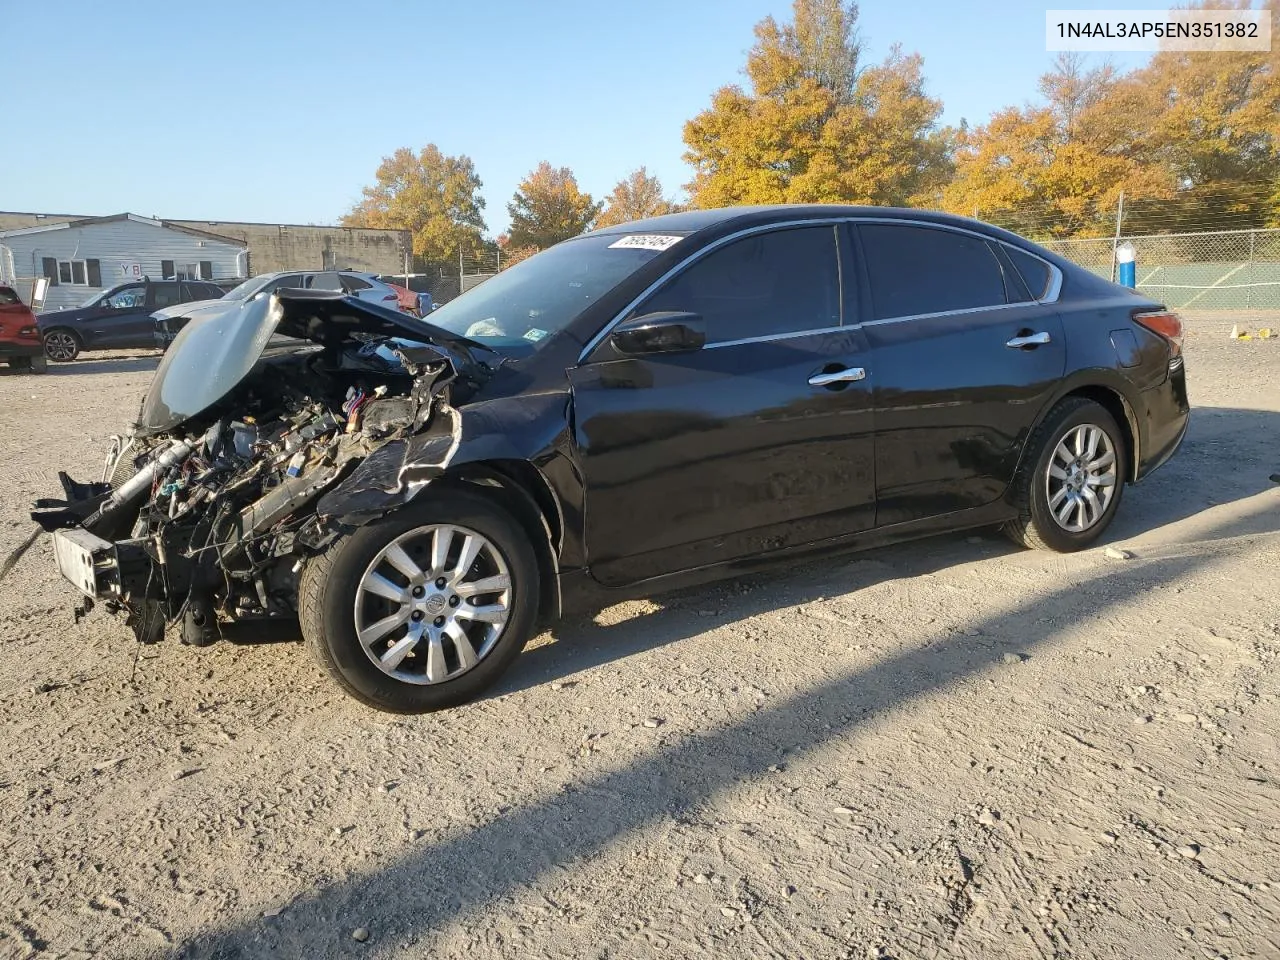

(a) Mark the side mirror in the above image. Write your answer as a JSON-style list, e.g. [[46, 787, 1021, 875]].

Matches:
[[609, 311, 706, 356]]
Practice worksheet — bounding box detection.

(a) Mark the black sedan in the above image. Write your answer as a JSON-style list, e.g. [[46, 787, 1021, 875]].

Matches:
[[37, 205, 1187, 713]]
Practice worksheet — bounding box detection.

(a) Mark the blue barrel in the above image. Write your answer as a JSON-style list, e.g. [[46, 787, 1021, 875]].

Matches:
[[1116, 242, 1136, 289]]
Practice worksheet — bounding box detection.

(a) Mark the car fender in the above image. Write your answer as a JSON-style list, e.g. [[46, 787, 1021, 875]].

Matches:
[[314, 390, 572, 522], [1010, 367, 1144, 489]]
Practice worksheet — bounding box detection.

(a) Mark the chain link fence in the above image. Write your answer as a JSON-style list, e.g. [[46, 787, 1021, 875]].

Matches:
[[1040, 228, 1280, 310]]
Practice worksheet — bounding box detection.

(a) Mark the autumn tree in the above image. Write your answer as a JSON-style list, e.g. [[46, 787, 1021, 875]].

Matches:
[[682, 0, 952, 208], [595, 167, 681, 228], [506, 163, 601, 249], [940, 53, 1175, 237], [943, 3, 1280, 236], [1123, 3, 1280, 231], [343, 145, 486, 265]]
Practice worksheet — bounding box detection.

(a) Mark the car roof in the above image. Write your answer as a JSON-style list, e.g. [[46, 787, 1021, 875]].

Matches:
[[591, 204, 1022, 242]]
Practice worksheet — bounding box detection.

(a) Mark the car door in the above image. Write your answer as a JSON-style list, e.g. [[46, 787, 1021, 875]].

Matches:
[[84, 283, 148, 347], [854, 221, 1066, 526], [121, 282, 185, 347], [568, 223, 876, 587]]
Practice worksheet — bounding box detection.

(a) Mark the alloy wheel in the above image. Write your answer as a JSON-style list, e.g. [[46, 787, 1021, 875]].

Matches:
[[1044, 423, 1118, 533], [353, 523, 512, 685], [43, 332, 78, 361]]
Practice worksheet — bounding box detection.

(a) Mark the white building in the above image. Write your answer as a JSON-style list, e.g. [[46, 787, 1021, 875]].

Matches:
[[0, 213, 247, 310]]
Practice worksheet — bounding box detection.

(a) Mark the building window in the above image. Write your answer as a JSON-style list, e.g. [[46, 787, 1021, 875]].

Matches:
[[175, 263, 200, 280], [58, 260, 88, 285]]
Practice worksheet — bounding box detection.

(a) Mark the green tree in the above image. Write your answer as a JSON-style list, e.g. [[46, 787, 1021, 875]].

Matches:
[[682, 0, 951, 208], [343, 145, 487, 264], [595, 167, 681, 227], [507, 163, 601, 249]]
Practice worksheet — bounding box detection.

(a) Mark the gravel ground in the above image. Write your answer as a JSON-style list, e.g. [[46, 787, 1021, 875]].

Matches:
[[2, 316, 1279, 960]]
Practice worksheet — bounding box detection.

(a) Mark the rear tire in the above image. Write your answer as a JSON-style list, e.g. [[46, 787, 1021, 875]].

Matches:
[[299, 488, 540, 713], [1003, 397, 1127, 552], [43, 329, 81, 362]]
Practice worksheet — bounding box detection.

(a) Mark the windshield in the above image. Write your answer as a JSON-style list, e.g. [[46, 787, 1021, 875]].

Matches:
[[427, 233, 685, 348], [79, 290, 105, 308], [220, 275, 272, 301]]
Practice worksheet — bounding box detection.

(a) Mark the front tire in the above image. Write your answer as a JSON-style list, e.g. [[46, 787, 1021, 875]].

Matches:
[[299, 488, 540, 713], [43, 329, 81, 362], [1003, 397, 1127, 552]]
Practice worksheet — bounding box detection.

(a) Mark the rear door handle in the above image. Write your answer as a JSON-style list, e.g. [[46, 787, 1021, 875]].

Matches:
[[1006, 331, 1051, 349], [808, 366, 866, 387]]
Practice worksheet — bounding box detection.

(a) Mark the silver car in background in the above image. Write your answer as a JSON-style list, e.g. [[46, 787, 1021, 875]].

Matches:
[[153, 270, 403, 345]]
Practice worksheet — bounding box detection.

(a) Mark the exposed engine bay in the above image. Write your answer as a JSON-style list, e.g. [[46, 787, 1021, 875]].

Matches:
[[28, 291, 497, 647]]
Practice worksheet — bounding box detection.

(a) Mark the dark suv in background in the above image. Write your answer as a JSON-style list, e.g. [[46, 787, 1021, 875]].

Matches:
[[39, 279, 224, 361]]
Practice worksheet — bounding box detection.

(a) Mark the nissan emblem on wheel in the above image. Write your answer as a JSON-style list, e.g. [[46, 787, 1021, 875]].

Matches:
[[16, 206, 1189, 713]]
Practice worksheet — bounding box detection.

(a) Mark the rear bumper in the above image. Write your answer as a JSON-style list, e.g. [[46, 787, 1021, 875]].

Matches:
[[1134, 358, 1189, 481]]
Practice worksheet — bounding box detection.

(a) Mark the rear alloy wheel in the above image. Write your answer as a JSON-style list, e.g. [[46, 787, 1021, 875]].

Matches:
[[299, 489, 539, 712], [1003, 397, 1127, 552], [43, 329, 81, 362]]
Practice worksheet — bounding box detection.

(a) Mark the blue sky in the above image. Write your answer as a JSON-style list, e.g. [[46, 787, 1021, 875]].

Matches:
[[1, 0, 1153, 235]]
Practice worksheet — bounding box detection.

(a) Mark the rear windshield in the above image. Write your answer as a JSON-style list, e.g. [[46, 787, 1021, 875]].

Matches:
[[0, 287, 19, 306]]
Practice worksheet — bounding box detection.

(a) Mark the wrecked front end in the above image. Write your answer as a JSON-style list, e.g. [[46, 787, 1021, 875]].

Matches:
[[31, 291, 490, 646]]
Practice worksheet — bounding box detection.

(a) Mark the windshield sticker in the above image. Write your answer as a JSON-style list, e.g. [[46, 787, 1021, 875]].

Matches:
[[523, 327, 549, 342], [607, 234, 683, 252]]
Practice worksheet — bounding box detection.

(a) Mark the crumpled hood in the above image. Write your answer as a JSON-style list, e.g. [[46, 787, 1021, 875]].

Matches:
[[136, 290, 494, 435]]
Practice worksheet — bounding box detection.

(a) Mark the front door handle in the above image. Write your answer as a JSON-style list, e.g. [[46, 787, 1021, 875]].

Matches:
[[808, 366, 866, 387], [1006, 331, 1051, 349]]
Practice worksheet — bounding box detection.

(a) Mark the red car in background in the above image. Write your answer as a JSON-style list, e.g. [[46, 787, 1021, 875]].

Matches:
[[383, 280, 421, 316], [0, 286, 46, 373]]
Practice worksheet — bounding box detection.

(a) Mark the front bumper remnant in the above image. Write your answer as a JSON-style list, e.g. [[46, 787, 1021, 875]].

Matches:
[[52, 527, 116, 598]]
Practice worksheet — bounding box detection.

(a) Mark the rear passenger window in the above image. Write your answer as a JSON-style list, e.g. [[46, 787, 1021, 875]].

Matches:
[[343, 276, 372, 291], [859, 224, 1008, 320], [636, 226, 841, 344], [1003, 245, 1053, 300], [309, 272, 344, 291], [151, 283, 183, 308]]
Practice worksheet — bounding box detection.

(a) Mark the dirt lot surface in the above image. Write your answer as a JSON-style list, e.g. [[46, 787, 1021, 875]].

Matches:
[[2, 318, 1279, 960]]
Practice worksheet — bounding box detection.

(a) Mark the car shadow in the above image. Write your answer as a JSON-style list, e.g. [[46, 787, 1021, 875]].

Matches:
[[45, 354, 161, 376], [157, 493, 1280, 960], [499, 403, 1280, 697]]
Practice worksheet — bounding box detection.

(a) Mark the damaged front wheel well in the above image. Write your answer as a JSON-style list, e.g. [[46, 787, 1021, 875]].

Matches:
[[431, 463, 562, 624]]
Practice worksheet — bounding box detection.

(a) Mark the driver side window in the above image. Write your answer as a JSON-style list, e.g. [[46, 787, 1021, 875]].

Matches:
[[102, 284, 146, 309], [633, 225, 842, 344]]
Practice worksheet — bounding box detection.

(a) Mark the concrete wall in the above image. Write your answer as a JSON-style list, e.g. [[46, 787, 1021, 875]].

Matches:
[[169, 220, 410, 276], [0, 212, 411, 277]]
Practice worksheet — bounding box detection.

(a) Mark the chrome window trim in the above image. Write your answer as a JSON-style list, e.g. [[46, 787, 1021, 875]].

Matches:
[[703, 324, 847, 350], [577, 214, 1063, 363]]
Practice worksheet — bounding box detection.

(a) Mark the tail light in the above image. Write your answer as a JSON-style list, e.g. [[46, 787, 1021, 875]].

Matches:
[[1133, 309, 1184, 357]]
